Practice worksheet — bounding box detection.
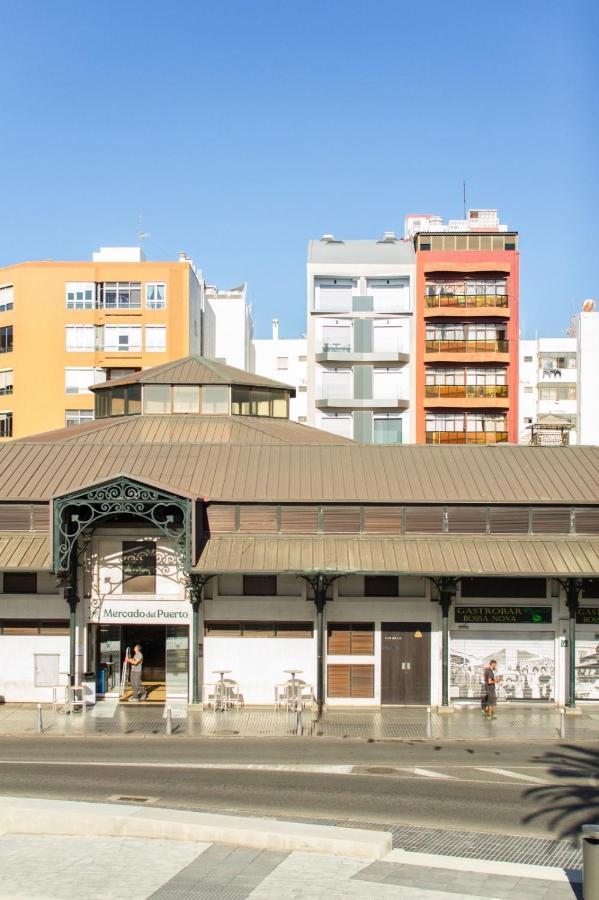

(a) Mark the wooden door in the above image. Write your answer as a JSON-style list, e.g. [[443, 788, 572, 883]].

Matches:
[[381, 622, 431, 704]]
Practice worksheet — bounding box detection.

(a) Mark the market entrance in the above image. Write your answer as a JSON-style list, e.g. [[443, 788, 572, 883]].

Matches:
[[97, 624, 189, 703]]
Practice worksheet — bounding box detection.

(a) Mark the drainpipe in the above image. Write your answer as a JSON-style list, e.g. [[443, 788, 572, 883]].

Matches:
[[565, 579, 581, 709]]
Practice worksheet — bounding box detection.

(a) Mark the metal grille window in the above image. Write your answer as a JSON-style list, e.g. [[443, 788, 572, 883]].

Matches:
[[0, 285, 14, 312], [0, 326, 13, 354], [65, 282, 95, 309], [97, 282, 142, 309], [122, 541, 157, 594], [146, 283, 166, 309]]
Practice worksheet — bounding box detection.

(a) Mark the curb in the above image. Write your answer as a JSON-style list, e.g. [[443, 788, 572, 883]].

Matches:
[[0, 795, 391, 860]]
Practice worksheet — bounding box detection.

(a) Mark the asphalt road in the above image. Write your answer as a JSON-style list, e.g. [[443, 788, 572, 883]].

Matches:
[[0, 737, 596, 842]]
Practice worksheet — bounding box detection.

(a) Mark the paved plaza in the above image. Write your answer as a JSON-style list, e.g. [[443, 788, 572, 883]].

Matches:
[[0, 834, 582, 899], [0, 702, 598, 742]]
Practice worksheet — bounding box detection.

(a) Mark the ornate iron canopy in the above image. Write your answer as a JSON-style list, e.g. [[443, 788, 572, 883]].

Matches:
[[53, 476, 192, 577]]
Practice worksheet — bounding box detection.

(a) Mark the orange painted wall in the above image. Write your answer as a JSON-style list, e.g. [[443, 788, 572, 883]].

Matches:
[[0, 259, 201, 438], [415, 248, 520, 443]]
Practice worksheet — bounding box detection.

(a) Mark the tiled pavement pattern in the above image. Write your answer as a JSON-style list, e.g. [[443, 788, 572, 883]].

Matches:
[[0, 835, 581, 899], [2, 702, 599, 741]]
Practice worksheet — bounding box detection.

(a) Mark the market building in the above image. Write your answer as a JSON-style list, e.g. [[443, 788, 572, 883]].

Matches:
[[0, 355, 597, 710]]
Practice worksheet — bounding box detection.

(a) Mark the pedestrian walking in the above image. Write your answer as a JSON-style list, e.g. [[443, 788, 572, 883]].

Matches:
[[125, 644, 146, 702], [482, 659, 501, 720]]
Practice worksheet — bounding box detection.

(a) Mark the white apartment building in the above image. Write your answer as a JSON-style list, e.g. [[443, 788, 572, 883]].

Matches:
[[202, 282, 254, 372], [519, 301, 599, 445], [307, 232, 416, 444], [253, 319, 307, 422]]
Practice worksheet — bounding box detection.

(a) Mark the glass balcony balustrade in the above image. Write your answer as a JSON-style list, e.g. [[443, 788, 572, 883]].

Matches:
[[424, 385, 508, 399], [425, 431, 508, 445], [425, 294, 508, 310], [425, 339, 509, 354]]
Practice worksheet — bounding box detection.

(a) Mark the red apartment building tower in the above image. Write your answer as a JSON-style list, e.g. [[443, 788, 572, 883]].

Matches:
[[407, 210, 519, 444]]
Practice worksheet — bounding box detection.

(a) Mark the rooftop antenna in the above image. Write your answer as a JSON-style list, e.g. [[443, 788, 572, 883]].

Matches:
[[463, 180, 467, 218], [137, 212, 149, 248]]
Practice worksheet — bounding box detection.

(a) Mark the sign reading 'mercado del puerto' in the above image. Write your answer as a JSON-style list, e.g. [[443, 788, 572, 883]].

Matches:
[[88, 598, 191, 624]]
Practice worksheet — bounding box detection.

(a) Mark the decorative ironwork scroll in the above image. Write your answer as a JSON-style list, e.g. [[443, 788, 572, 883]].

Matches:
[[53, 476, 191, 577]]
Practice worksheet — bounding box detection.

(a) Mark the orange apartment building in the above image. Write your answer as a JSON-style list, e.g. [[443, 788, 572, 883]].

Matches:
[[0, 247, 203, 438], [406, 210, 519, 444]]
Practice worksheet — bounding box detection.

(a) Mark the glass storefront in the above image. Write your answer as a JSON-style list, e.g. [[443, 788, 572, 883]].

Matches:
[[450, 631, 555, 701]]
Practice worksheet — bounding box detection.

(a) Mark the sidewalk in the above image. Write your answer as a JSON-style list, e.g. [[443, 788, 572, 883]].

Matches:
[[0, 796, 583, 899], [1, 702, 599, 741]]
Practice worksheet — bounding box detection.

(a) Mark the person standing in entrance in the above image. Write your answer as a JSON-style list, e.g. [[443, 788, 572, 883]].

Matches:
[[482, 659, 500, 720], [126, 644, 146, 702]]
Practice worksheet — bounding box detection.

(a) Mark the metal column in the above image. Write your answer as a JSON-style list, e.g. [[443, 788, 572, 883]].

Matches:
[[432, 577, 457, 709], [191, 597, 201, 705], [566, 579, 581, 709], [314, 579, 326, 720]]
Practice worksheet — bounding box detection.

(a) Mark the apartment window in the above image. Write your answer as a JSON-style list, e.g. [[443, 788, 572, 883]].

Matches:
[[321, 320, 351, 353], [373, 321, 404, 353], [143, 384, 172, 414], [201, 385, 229, 414], [65, 367, 105, 394], [298, 355, 307, 362], [122, 541, 156, 593], [66, 325, 94, 351], [524, 356, 533, 363], [320, 413, 352, 438], [276, 357, 288, 370], [373, 415, 402, 444], [524, 386, 533, 394], [366, 277, 409, 313], [243, 575, 277, 595], [0, 285, 14, 313], [173, 385, 200, 413], [327, 664, 374, 698], [65, 409, 94, 427], [0, 370, 13, 395], [0, 411, 13, 437], [145, 325, 167, 352], [97, 282, 141, 309], [105, 367, 141, 381], [146, 283, 166, 309], [298, 416, 307, 423], [4, 572, 37, 593], [313, 277, 355, 313], [103, 325, 142, 352], [65, 282, 94, 310], [539, 384, 576, 401], [540, 353, 577, 370], [0, 326, 13, 353], [373, 368, 403, 401]]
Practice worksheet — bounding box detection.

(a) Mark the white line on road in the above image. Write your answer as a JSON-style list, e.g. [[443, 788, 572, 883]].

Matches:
[[411, 768, 457, 779], [475, 767, 548, 784], [0, 760, 354, 775]]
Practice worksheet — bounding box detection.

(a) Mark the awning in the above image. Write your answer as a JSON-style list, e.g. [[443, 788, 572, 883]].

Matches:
[[193, 534, 599, 578], [0, 532, 51, 570]]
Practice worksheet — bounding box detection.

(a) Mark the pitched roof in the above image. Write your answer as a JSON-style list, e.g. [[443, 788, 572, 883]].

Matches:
[[0, 532, 51, 570], [1, 442, 599, 504], [194, 534, 599, 578], [91, 356, 294, 393]]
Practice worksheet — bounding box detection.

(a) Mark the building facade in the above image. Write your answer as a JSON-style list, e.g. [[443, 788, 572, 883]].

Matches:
[[253, 319, 307, 423], [203, 283, 254, 373], [0, 355, 597, 711], [407, 210, 519, 444], [306, 233, 416, 444]]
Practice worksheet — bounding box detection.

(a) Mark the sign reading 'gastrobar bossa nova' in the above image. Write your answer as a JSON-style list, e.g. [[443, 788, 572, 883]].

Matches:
[[576, 608, 599, 625], [455, 606, 553, 625]]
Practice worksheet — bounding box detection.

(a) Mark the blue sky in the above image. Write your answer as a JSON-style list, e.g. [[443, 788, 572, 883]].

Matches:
[[1, 0, 597, 339]]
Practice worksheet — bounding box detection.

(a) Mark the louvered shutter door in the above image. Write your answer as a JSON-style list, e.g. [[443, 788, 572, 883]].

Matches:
[[350, 665, 375, 698], [350, 625, 374, 655], [280, 506, 319, 533], [327, 665, 351, 697], [363, 507, 402, 534], [322, 507, 361, 533], [574, 508, 599, 535], [489, 507, 530, 534], [405, 507, 444, 533], [531, 507, 571, 534], [239, 505, 278, 533], [0, 505, 32, 531], [446, 506, 487, 533], [207, 505, 237, 533], [328, 624, 352, 655]]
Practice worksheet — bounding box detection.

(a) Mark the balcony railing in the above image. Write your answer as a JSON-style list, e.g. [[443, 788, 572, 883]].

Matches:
[[425, 294, 508, 310], [319, 342, 352, 354], [425, 385, 508, 399], [425, 431, 508, 445], [425, 339, 509, 354]]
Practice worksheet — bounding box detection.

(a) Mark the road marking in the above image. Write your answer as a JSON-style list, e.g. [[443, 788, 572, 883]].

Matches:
[[475, 767, 548, 784], [411, 768, 456, 779], [0, 760, 354, 775]]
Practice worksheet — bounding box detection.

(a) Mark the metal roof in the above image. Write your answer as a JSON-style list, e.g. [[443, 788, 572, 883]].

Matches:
[[0, 532, 51, 570], [1, 443, 599, 503], [91, 356, 294, 392], [22, 415, 353, 447], [307, 238, 415, 265], [193, 534, 599, 578]]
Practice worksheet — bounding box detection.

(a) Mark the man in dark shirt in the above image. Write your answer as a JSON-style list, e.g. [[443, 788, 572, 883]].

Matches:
[[482, 659, 500, 720]]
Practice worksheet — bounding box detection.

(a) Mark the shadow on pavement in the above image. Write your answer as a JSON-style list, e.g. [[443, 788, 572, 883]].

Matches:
[[524, 743, 599, 841]]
